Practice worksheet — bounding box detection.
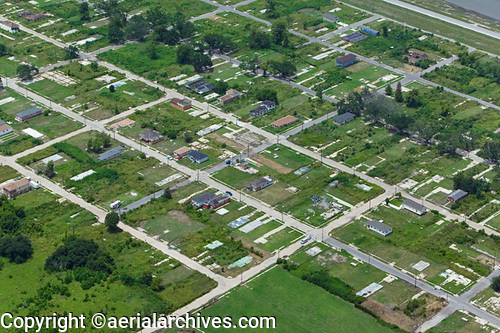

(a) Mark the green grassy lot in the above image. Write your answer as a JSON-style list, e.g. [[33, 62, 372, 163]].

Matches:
[[333, 204, 497, 293], [428, 311, 495, 333], [340, 0, 500, 54], [257, 227, 302, 252], [0, 190, 216, 326], [0, 165, 19, 183], [471, 287, 500, 317], [201, 267, 394, 333], [25, 61, 164, 120]]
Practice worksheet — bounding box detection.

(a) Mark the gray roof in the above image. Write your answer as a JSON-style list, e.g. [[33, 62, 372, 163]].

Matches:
[[261, 100, 275, 108], [323, 13, 339, 20], [249, 106, 268, 116], [402, 199, 426, 212], [186, 78, 206, 89], [191, 192, 216, 205], [188, 150, 208, 161], [247, 176, 273, 189], [195, 83, 214, 94], [448, 189, 468, 201], [16, 107, 42, 118], [0, 119, 5, 126], [98, 146, 124, 161], [333, 112, 355, 124], [367, 220, 392, 233], [139, 129, 163, 141], [342, 31, 369, 43]]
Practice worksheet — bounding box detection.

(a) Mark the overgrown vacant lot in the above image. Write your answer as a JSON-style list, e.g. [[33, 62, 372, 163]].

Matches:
[[0, 33, 64, 77], [0, 165, 19, 183], [24, 61, 164, 120], [0, 88, 83, 156], [0, 190, 215, 327], [423, 52, 500, 107], [18, 131, 179, 206], [334, 204, 499, 294], [201, 267, 394, 333]]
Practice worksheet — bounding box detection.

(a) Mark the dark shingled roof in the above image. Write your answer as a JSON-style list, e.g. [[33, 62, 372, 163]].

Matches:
[[367, 220, 392, 233]]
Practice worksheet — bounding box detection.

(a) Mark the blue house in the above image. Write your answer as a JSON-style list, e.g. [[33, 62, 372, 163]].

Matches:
[[359, 25, 380, 36]]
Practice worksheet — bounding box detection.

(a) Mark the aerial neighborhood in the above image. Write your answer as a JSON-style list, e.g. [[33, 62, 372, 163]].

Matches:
[[0, 0, 499, 332]]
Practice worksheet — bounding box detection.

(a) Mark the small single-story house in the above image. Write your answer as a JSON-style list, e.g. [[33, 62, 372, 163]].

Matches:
[[2, 178, 31, 198], [336, 53, 357, 68], [191, 192, 216, 208], [341, 31, 369, 44], [323, 13, 339, 23], [139, 129, 163, 145], [407, 52, 429, 65], [0, 21, 20, 33], [401, 199, 426, 216], [16, 107, 43, 121], [447, 189, 468, 203], [18, 11, 33, 17], [185, 78, 206, 90], [188, 150, 208, 164], [359, 25, 380, 36], [217, 89, 241, 105], [98, 146, 124, 162], [249, 106, 268, 118], [333, 112, 356, 125], [26, 13, 46, 21], [271, 115, 298, 128], [195, 83, 215, 95], [0, 124, 13, 137], [261, 100, 276, 111], [170, 97, 192, 111], [367, 220, 392, 237], [246, 176, 274, 192], [204, 195, 231, 210], [173, 146, 192, 158], [310, 195, 321, 203]]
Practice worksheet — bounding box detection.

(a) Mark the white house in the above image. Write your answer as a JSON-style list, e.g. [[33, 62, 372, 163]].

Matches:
[[0, 124, 13, 137], [0, 21, 20, 33], [367, 220, 392, 237]]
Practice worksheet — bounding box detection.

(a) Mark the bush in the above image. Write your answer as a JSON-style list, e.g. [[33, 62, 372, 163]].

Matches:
[[0, 234, 33, 263], [492, 276, 500, 292]]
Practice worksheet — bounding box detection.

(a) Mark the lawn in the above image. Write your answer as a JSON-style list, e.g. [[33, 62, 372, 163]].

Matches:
[[428, 311, 495, 333], [0, 165, 20, 183], [201, 267, 394, 333], [257, 227, 302, 252]]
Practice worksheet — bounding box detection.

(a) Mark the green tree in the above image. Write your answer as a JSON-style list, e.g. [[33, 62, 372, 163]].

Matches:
[[385, 85, 393, 96], [163, 188, 172, 200], [146, 41, 158, 60], [314, 84, 324, 101], [0, 234, 33, 264], [108, 17, 125, 44], [104, 212, 120, 231], [109, 85, 115, 93], [45, 161, 56, 178], [0, 43, 7, 57], [90, 61, 99, 72], [405, 89, 421, 108], [64, 45, 79, 59], [214, 80, 228, 95], [492, 276, 500, 292], [248, 30, 271, 49], [79, 2, 91, 22], [265, 0, 278, 18], [272, 22, 288, 46], [125, 15, 149, 41], [16, 64, 38, 81], [395, 81, 403, 102]]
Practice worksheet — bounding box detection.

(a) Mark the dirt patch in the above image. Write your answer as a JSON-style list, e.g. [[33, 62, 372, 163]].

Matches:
[[207, 133, 245, 151], [362, 299, 417, 332], [346, 61, 370, 73], [476, 254, 497, 269], [234, 236, 272, 261], [252, 154, 293, 174], [168, 210, 194, 226], [139, 220, 148, 228], [316, 249, 347, 266], [399, 63, 421, 74]]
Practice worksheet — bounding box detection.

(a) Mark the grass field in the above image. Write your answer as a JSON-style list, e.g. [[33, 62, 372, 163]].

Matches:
[[201, 267, 394, 333], [428, 311, 496, 333], [0, 165, 19, 183]]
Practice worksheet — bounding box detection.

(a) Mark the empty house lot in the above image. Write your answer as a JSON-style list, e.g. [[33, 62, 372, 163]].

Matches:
[[290, 242, 447, 331], [428, 310, 498, 333], [23, 61, 164, 120], [333, 203, 499, 294], [17, 131, 180, 207], [0, 88, 83, 155]]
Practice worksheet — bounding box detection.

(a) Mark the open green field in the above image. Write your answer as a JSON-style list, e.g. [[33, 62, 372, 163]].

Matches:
[[201, 267, 394, 333], [0, 190, 216, 326], [0, 165, 19, 183], [257, 227, 302, 252]]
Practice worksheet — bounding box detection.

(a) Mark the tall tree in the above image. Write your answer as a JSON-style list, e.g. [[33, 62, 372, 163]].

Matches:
[[105, 212, 120, 231], [125, 15, 149, 41], [395, 82, 403, 102], [79, 2, 91, 22], [385, 85, 392, 96], [271, 21, 288, 46]]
